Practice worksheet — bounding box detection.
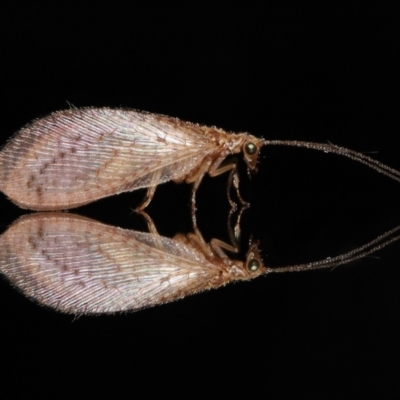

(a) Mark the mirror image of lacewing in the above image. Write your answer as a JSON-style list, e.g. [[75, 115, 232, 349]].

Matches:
[[1, 107, 400, 212], [2, 212, 399, 314]]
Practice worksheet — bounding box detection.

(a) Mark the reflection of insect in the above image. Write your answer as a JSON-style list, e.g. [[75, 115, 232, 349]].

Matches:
[[0, 212, 265, 313], [0, 108, 263, 211], [1, 212, 399, 314]]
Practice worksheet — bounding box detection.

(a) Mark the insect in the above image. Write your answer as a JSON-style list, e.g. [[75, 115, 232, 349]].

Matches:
[[1, 107, 400, 214], [1, 212, 399, 314], [0, 108, 263, 212]]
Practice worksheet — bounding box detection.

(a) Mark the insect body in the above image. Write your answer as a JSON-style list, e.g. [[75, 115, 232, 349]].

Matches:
[[0, 108, 263, 211], [2, 107, 400, 213]]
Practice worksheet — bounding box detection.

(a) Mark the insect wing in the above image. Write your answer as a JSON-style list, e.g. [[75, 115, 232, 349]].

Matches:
[[0, 213, 220, 313], [0, 108, 217, 210]]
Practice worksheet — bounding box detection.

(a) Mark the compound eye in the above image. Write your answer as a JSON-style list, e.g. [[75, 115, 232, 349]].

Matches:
[[244, 142, 258, 155], [247, 259, 260, 272]]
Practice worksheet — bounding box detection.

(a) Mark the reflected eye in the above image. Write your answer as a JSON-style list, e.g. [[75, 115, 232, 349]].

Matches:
[[244, 142, 257, 155], [247, 259, 260, 272]]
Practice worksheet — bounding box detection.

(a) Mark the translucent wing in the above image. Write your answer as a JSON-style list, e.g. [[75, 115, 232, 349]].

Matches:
[[0, 213, 222, 313], [0, 108, 220, 210]]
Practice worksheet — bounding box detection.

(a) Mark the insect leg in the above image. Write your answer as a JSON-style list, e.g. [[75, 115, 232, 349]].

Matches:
[[227, 200, 249, 248], [208, 157, 250, 210], [135, 169, 163, 211], [185, 158, 214, 228], [136, 210, 166, 251], [188, 225, 239, 262], [187, 154, 251, 229], [136, 210, 159, 235]]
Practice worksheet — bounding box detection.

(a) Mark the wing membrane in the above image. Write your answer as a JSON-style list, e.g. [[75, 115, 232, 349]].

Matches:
[[0, 108, 219, 209], [0, 213, 221, 313]]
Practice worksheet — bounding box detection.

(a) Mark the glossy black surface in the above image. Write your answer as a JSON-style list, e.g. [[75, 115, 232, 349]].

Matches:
[[1, 3, 399, 398]]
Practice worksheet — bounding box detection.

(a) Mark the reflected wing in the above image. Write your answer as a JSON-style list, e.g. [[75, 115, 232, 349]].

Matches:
[[0, 108, 220, 210], [0, 213, 220, 313]]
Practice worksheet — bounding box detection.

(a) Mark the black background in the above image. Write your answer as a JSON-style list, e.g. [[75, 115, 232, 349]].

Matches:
[[1, 3, 399, 398]]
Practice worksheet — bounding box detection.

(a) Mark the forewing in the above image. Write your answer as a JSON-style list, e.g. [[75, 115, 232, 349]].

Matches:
[[0, 108, 218, 209], [0, 213, 220, 313]]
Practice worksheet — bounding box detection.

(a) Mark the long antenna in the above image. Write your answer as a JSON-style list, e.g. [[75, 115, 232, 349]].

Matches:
[[261, 139, 400, 273], [264, 223, 400, 274], [263, 140, 400, 183]]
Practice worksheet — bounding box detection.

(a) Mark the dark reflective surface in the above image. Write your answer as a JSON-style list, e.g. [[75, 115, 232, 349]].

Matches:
[[1, 3, 399, 398]]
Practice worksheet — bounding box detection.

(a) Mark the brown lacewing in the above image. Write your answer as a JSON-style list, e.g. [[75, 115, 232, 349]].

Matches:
[[1, 107, 400, 211], [0, 108, 262, 211], [1, 212, 399, 314]]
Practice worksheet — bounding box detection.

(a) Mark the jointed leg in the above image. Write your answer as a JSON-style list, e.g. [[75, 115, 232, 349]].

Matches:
[[227, 200, 249, 248], [187, 225, 239, 264], [135, 169, 163, 211], [188, 156, 251, 230], [185, 159, 214, 229], [225, 162, 250, 210]]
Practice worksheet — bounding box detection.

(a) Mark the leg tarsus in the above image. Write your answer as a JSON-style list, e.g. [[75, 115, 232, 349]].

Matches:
[[226, 166, 250, 209], [135, 210, 166, 251], [227, 201, 249, 249], [136, 210, 159, 235], [135, 186, 157, 211], [135, 169, 163, 211]]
